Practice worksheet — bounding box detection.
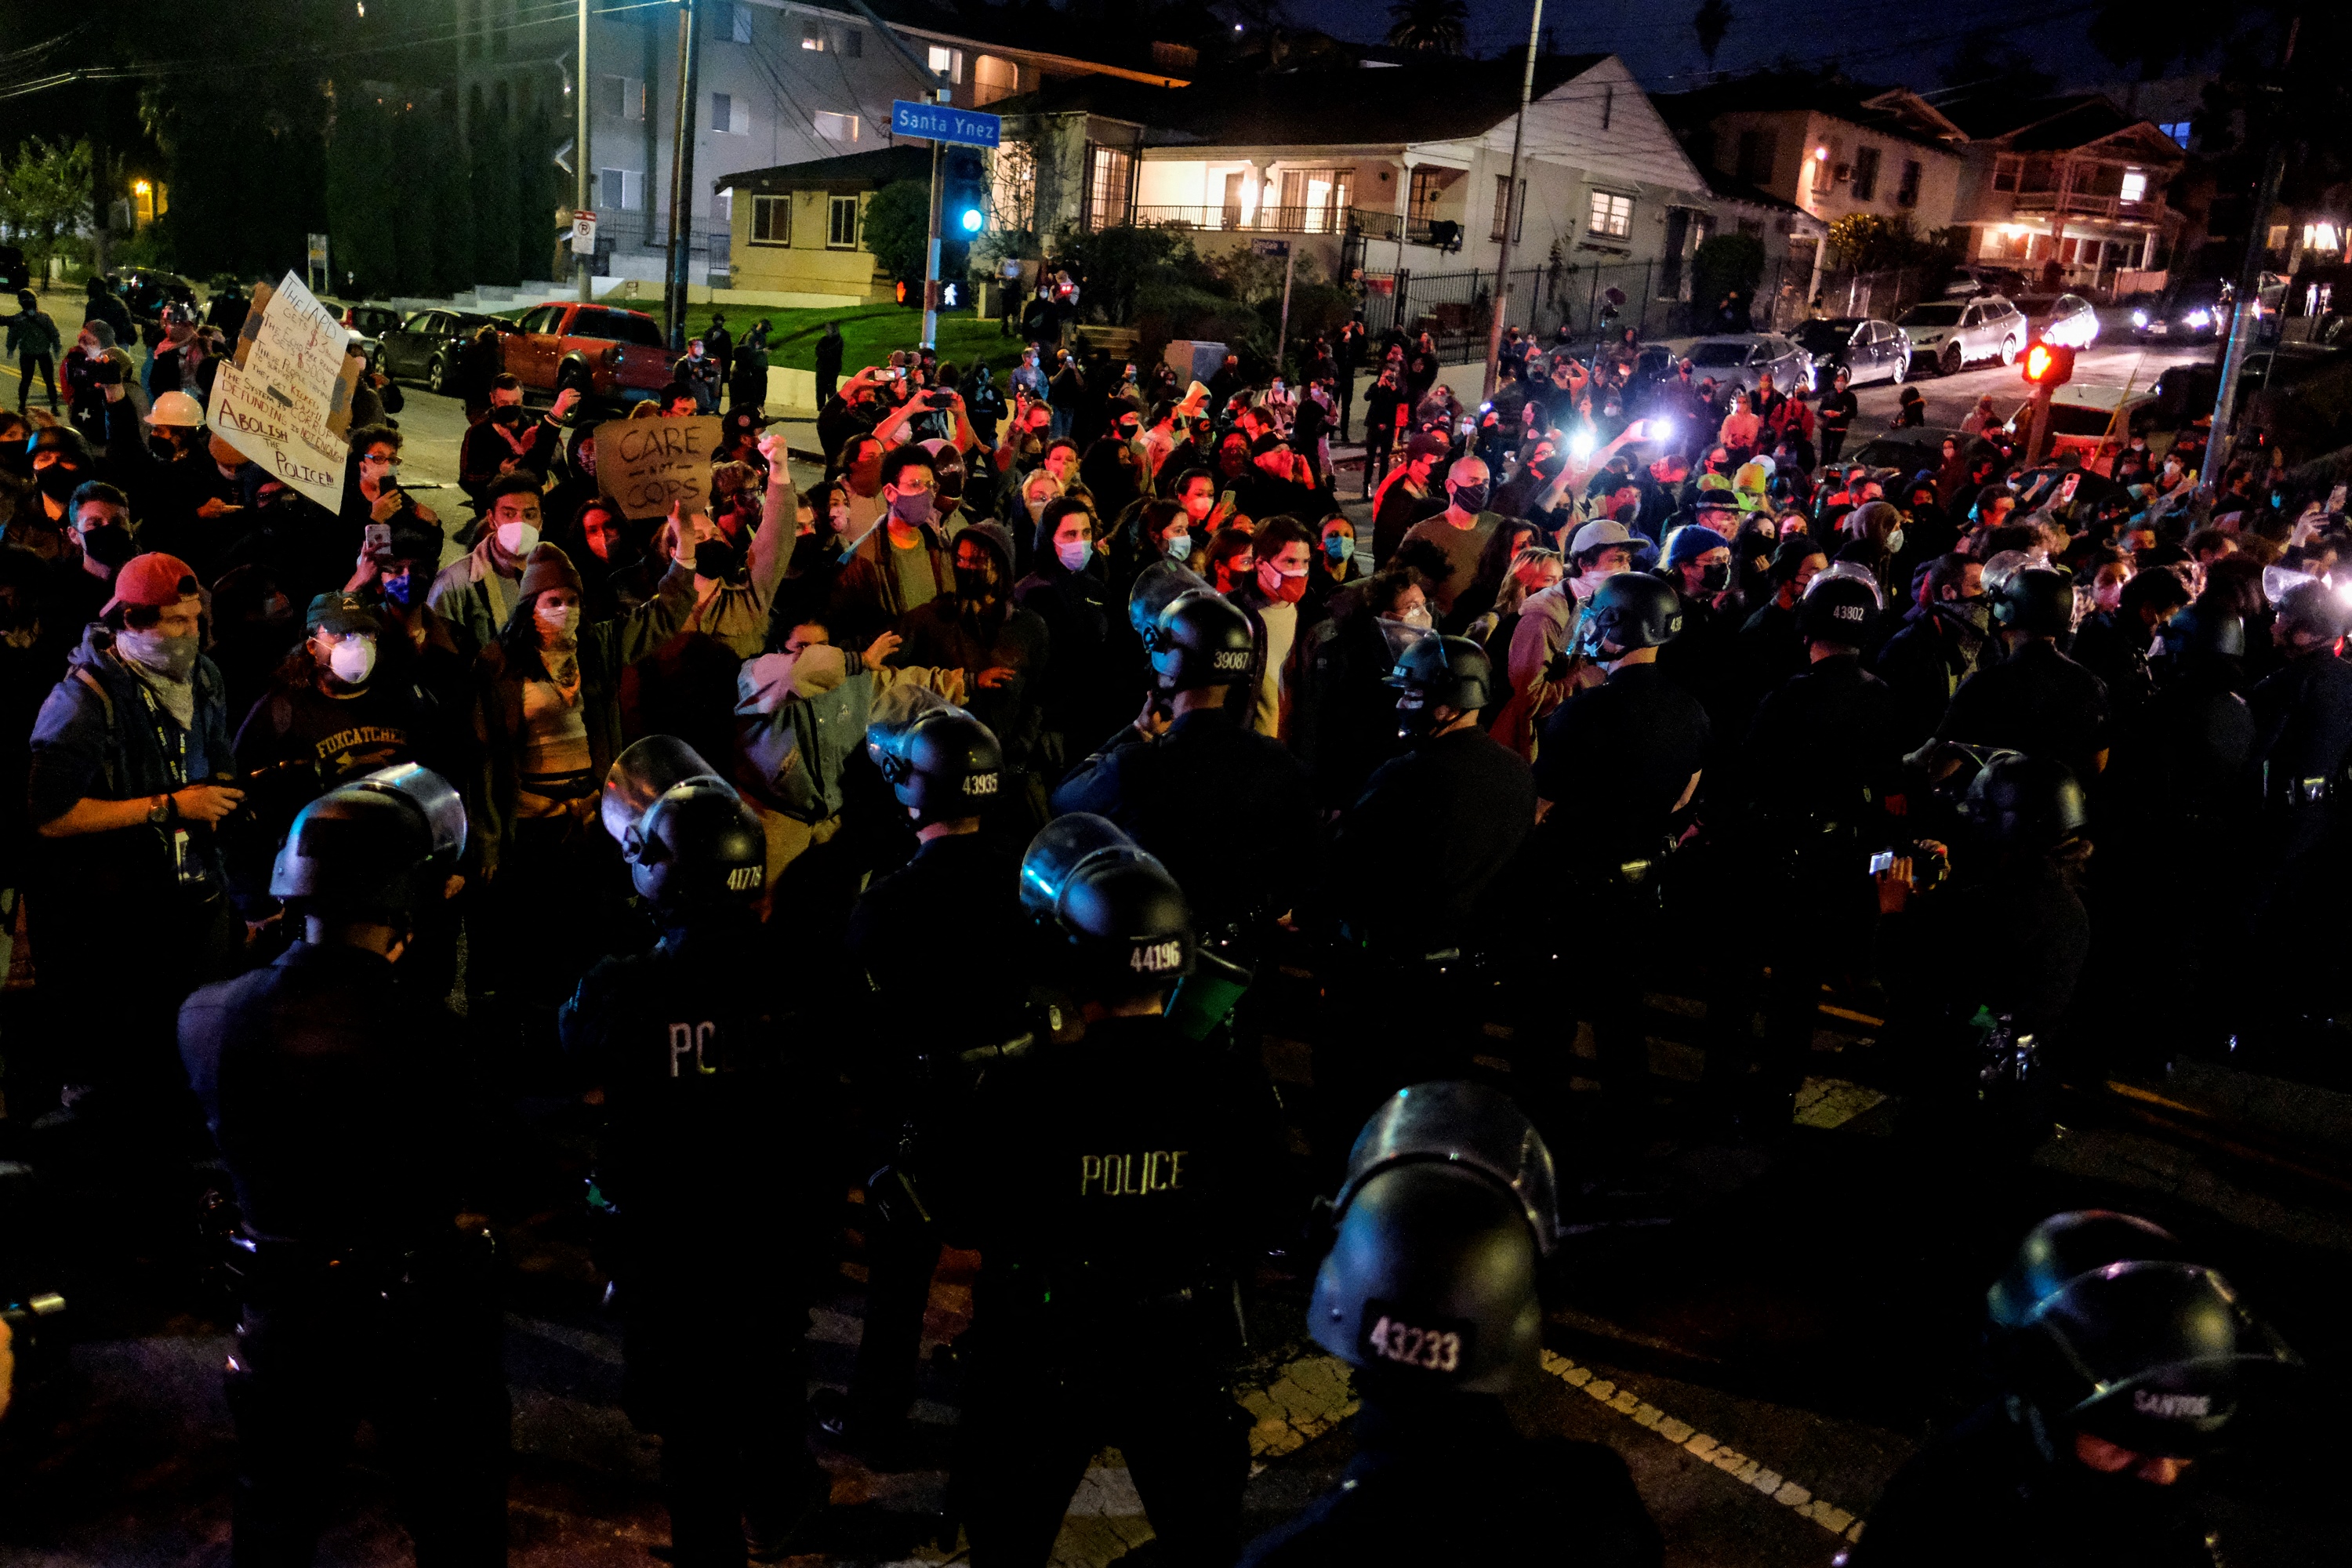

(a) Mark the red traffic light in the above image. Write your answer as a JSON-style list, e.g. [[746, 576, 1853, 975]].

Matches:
[[2022, 340, 2075, 387]]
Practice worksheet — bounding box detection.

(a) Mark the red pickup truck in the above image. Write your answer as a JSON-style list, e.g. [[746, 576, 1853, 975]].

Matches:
[[501, 302, 673, 403]]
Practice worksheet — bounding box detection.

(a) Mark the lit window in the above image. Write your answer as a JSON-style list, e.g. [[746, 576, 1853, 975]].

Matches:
[[1588, 190, 1632, 238], [2159, 121, 2190, 147], [801, 20, 824, 50], [829, 194, 861, 249], [752, 194, 791, 246], [973, 54, 1018, 106], [2119, 169, 2147, 203], [927, 45, 964, 83], [813, 111, 858, 143]]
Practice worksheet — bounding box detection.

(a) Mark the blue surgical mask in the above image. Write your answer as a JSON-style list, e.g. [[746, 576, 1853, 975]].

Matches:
[[1325, 535, 1354, 564], [1056, 539, 1092, 572], [381, 568, 419, 608], [1165, 532, 1192, 562]]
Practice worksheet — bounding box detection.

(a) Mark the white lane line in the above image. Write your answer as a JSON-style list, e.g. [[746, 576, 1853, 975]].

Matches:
[[1540, 1349, 1867, 1544]]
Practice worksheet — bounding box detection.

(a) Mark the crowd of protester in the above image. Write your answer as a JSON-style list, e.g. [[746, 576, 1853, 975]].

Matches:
[[0, 272, 2343, 1565]]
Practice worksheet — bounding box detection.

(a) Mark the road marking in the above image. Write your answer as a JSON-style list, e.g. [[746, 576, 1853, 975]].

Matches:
[[1540, 1349, 1867, 1544]]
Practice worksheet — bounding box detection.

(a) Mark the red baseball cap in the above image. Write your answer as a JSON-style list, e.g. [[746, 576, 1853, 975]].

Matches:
[[100, 551, 200, 615]]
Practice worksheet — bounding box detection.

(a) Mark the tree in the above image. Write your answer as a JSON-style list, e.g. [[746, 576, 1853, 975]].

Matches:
[[470, 100, 520, 288], [1826, 212, 1905, 271], [1692, 230, 1765, 307], [1693, 0, 1733, 75], [862, 179, 967, 288], [1385, 0, 1469, 54], [325, 88, 398, 298], [1941, 28, 2056, 99], [0, 139, 93, 280]]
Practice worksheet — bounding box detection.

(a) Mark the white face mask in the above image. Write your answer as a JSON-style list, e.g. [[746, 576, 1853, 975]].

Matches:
[[1397, 604, 1433, 630], [326, 637, 376, 685], [496, 520, 541, 557], [535, 601, 580, 639]]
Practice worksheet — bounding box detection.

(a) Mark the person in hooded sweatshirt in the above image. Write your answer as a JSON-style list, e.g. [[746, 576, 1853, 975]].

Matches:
[[1016, 494, 1129, 762], [896, 518, 1051, 821]]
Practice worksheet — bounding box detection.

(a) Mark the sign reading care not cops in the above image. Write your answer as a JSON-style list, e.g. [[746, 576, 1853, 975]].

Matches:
[[594, 413, 723, 519], [204, 271, 361, 512]]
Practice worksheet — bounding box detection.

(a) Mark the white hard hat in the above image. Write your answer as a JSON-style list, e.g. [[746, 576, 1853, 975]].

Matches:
[[146, 390, 205, 429]]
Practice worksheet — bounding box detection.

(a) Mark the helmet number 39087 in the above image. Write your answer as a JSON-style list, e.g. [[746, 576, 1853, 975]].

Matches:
[[1365, 1314, 1461, 1374]]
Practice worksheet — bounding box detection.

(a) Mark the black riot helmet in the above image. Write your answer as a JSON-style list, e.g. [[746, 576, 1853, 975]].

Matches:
[[2273, 578, 2350, 647], [1962, 751, 2088, 851], [269, 764, 466, 927], [1335, 1081, 1559, 1256], [1572, 572, 1682, 659], [2011, 1261, 2301, 1459], [2160, 604, 2245, 667], [1019, 813, 1195, 1000], [626, 777, 766, 913], [1995, 567, 2075, 637], [1386, 634, 1493, 730], [1987, 1210, 2185, 1335], [1144, 590, 1254, 691], [1127, 557, 1213, 641], [1797, 571, 1880, 648], [873, 706, 1003, 826]]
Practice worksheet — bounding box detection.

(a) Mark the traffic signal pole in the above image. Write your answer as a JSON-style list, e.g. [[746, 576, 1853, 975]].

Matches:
[[924, 111, 946, 347], [576, 0, 592, 303]]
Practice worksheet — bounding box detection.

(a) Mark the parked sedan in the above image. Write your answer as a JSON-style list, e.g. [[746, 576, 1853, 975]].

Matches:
[[1791, 317, 1911, 387], [1897, 295, 2027, 376], [1679, 332, 1816, 397], [377, 309, 514, 391]]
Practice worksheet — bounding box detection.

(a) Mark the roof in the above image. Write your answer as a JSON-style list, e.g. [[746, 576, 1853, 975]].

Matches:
[[829, 0, 1200, 80], [1653, 74, 1966, 156], [1936, 92, 2186, 161], [715, 145, 933, 194], [1686, 165, 1824, 227]]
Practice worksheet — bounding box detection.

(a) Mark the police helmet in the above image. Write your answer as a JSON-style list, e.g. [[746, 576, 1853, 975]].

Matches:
[[1572, 572, 1682, 659], [2273, 579, 2350, 646], [601, 734, 725, 848], [1987, 1210, 2184, 1334], [1797, 572, 1879, 647], [1962, 752, 2088, 851], [1385, 634, 1494, 713], [876, 706, 1003, 825], [1336, 1081, 1559, 1256], [2161, 603, 2245, 664], [626, 777, 766, 911], [1019, 813, 1195, 996], [2013, 1261, 2301, 1458], [1309, 1162, 1543, 1393], [1127, 557, 1214, 641], [1995, 568, 2075, 637], [1145, 590, 1254, 690], [269, 764, 464, 925]]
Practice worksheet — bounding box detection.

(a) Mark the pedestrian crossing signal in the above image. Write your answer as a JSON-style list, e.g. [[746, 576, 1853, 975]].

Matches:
[[2022, 340, 2074, 387], [895, 279, 911, 307]]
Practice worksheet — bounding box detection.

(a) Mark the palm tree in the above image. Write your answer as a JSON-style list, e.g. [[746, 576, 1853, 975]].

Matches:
[[1386, 0, 1469, 55], [1693, 0, 1733, 75]]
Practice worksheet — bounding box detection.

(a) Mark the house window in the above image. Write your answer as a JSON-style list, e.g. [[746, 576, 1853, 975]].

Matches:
[[829, 194, 862, 249], [599, 167, 642, 212], [600, 74, 645, 122], [1588, 190, 1632, 239], [1407, 167, 1446, 226], [1851, 145, 1880, 201], [2120, 168, 2147, 202], [2159, 120, 2190, 147], [1992, 154, 2020, 193], [1490, 176, 1525, 242], [728, 3, 752, 43], [1086, 145, 1133, 229], [1735, 129, 1777, 186], [1280, 168, 1355, 233], [974, 54, 1018, 107], [989, 140, 1036, 232], [813, 111, 858, 143], [710, 93, 732, 134], [927, 45, 964, 83], [751, 194, 791, 245], [1896, 159, 1922, 209], [840, 28, 862, 56], [716, 190, 732, 224], [801, 21, 824, 49]]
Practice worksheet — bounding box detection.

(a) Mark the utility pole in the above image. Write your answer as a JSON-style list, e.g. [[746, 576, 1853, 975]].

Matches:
[[833, 0, 954, 347], [663, 0, 701, 351], [2207, 16, 2300, 474], [576, 0, 592, 302], [1482, 0, 1543, 402]]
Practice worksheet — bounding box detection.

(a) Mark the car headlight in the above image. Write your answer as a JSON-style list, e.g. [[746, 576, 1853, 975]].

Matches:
[[2187, 309, 2212, 328], [2132, 310, 2148, 327]]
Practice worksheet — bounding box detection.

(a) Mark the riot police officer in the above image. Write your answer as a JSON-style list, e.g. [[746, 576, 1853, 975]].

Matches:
[[1524, 574, 1708, 1145], [1931, 568, 2111, 782], [2246, 580, 2352, 905], [177, 764, 507, 1566], [561, 746, 836, 1564], [1323, 636, 1534, 1125], [1051, 590, 1319, 952], [1733, 572, 1904, 1129], [1239, 1083, 1660, 1566], [833, 707, 1024, 1457], [1853, 1221, 2299, 1567], [934, 815, 1294, 1566]]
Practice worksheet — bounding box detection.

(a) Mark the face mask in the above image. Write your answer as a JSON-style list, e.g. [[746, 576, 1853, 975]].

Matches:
[[889, 488, 936, 528], [954, 563, 998, 601], [1697, 561, 1731, 594], [1450, 482, 1490, 513], [36, 465, 79, 501], [1260, 561, 1308, 604], [382, 568, 420, 608], [327, 637, 376, 685], [1055, 538, 1092, 572], [1324, 535, 1354, 564], [1165, 532, 1192, 562], [1886, 528, 1906, 554], [693, 536, 743, 581], [1396, 604, 1433, 630], [496, 521, 540, 557], [116, 626, 198, 681], [81, 524, 136, 571], [535, 601, 580, 639], [492, 405, 525, 426]]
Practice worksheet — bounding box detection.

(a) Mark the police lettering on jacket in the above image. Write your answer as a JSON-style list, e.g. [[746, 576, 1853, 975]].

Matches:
[[1079, 1149, 1187, 1197]]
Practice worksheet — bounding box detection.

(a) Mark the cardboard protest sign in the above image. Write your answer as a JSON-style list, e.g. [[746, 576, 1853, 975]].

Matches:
[[204, 271, 362, 512], [594, 414, 724, 519]]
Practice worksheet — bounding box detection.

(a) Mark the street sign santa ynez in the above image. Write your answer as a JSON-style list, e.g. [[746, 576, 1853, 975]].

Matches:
[[891, 100, 1000, 148]]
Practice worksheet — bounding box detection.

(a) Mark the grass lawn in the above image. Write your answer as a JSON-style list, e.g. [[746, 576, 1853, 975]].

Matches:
[[583, 299, 1018, 375]]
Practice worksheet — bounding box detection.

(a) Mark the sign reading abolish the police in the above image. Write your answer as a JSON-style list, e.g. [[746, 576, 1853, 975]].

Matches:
[[594, 413, 724, 519], [205, 270, 361, 512]]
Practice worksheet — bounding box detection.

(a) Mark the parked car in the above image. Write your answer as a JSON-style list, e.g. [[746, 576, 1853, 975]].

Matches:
[[0, 245, 28, 293], [1791, 317, 1911, 387], [499, 302, 672, 404], [1679, 332, 1815, 397], [329, 302, 402, 366], [2040, 294, 2100, 350], [378, 309, 517, 390], [1846, 424, 1987, 477], [2132, 280, 2229, 343], [1897, 295, 2027, 376], [1944, 265, 2028, 298], [2002, 387, 2158, 474]]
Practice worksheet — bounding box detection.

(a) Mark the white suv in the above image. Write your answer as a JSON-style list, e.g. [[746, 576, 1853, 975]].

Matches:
[[1896, 295, 2027, 376]]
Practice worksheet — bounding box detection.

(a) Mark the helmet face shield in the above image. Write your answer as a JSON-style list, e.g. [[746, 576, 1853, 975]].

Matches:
[[1338, 1082, 1559, 1255], [601, 735, 723, 848]]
